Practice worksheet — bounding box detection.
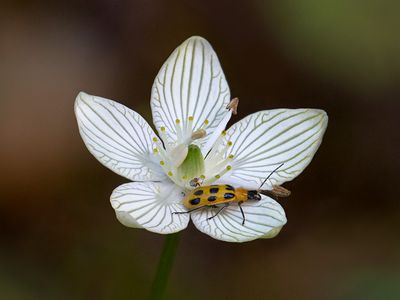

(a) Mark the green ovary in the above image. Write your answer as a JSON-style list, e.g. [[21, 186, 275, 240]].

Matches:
[[177, 144, 204, 180]]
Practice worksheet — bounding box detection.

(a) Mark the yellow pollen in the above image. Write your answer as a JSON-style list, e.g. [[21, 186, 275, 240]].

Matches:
[[215, 175, 221, 179], [160, 126, 166, 132], [228, 154, 234, 159], [182, 175, 187, 180], [188, 116, 194, 121], [168, 171, 173, 176], [204, 119, 209, 125], [153, 148, 159, 154], [200, 175, 205, 179], [160, 160, 165, 166], [153, 137, 158, 142], [221, 130, 227, 136], [227, 141, 233, 146], [226, 165, 232, 170], [175, 119, 181, 124]]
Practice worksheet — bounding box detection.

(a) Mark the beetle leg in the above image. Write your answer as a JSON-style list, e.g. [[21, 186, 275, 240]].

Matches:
[[172, 206, 204, 215], [238, 201, 246, 225], [207, 203, 229, 221]]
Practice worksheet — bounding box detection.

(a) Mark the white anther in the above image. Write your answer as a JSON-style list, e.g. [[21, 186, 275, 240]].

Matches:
[[191, 129, 207, 140], [226, 97, 239, 115]]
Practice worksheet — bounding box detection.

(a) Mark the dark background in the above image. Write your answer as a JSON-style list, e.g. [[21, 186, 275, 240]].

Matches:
[[1, 1, 399, 299]]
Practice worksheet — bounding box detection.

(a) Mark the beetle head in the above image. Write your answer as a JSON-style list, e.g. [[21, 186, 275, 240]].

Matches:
[[247, 190, 262, 201]]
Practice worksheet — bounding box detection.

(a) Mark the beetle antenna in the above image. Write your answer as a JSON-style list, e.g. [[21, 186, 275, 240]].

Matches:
[[258, 163, 284, 191]]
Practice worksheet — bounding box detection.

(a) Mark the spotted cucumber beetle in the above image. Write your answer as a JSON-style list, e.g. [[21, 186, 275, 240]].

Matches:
[[173, 163, 290, 225]]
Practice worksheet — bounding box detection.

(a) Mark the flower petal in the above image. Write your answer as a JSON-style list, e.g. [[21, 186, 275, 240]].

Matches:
[[260, 226, 283, 239], [110, 181, 189, 234], [151, 36, 231, 150], [115, 211, 142, 229], [191, 196, 286, 242], [217, 109, 328, 189], [75, 92, 166, 181]]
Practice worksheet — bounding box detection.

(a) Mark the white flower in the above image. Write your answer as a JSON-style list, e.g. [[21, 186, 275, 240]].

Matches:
[[74, 36, 328, 242]]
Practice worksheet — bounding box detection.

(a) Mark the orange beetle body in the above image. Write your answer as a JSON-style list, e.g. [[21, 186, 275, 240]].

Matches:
[[176, 164, 290, 225], [176, 183, 290, 225], [182, 184, 261, 209]]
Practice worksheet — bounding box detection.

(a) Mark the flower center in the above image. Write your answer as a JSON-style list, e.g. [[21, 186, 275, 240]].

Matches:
[[151, 116, 210, 188], [151, 116, 237, 189], [159, 117, 209, 150], [177, 144, 205, 181]]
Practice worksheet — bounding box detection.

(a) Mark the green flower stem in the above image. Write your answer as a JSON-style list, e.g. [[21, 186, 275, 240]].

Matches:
[[148, 233, 181, 300]]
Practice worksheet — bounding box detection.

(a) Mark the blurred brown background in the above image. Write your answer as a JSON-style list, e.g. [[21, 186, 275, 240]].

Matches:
[[1, 1, 399, 299]]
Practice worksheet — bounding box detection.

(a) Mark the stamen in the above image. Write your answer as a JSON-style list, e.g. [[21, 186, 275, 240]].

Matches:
[[206, 131, 227, 161], [152, 136, 172, 164], [202, 165, 233, 185], [168, 171, 173, 177], [154, 143, 168, 161], [185, 116, 194, 140], [205, 154, 233, 176], [175, 119, 183, 141], [199, 119, 210, 131], [152, 142, 174, 176], [216, 141, 232, 160]]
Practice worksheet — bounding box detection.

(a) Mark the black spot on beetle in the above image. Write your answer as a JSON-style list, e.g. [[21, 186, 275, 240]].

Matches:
[[224, 193, 235, 199], [189, 198, 201, 205], [225, 185, 234, 191], [209, 187, 219, 194], [193, 189, 203, 196], [208, 196, 217, 202]]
